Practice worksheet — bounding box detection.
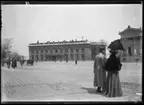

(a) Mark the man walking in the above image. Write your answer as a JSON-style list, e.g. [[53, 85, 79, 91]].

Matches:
[[7, 57, 11, 69], [93, 47, 107, 93], [11, 57, 17, 69], [75, 59, 77, 65]]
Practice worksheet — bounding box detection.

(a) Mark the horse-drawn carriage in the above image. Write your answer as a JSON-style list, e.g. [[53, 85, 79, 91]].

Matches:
[[20, 59, 34, 66], [26, 59, 34, 65]]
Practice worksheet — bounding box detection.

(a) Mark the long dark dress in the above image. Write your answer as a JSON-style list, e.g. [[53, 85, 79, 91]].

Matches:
[[104, 53, 122, 97]]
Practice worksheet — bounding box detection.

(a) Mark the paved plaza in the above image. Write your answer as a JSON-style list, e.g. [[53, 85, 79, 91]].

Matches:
[[1, 61, 142, 102]]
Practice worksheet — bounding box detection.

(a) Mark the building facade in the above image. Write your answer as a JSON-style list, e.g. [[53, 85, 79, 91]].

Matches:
[[28, 40, 106, 61], [119, 25, 142, 62]]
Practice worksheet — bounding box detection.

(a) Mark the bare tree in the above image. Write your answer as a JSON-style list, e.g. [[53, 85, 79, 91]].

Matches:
[[1, 38, 13, 60], [10, 52, 19, 59]]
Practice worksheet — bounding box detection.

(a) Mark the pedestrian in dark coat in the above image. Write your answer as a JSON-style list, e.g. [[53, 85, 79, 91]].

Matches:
[[12, 57, 17, 69], [75, 59, 77, 65], [7, 57, 11, 69], [104, 50, 123, 97]]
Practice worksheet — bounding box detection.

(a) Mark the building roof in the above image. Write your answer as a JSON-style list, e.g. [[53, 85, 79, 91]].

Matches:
[[119, 25, 142, 35], [28, 40, 106, 47]]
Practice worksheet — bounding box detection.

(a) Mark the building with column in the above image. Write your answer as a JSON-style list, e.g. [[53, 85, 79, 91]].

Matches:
[[119, 25, 142, 62], [28, 40, 106, 61]]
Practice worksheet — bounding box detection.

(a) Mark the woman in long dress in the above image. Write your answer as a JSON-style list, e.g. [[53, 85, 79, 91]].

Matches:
[[104, 50, 123, 97]]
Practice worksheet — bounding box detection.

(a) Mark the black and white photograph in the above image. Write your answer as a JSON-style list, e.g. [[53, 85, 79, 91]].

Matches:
[[1, 3, 142, 102]]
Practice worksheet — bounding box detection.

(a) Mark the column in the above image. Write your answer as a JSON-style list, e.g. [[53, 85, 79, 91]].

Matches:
[[68, 49, 70, 61], [133, 37, 135, 56], [127, 48, 129, 56], [133, 37, 137, 56], [79, 49, 82, 60], [38, 50, 41, 61]]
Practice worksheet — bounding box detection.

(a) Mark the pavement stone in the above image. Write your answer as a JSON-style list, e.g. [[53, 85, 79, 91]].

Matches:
[[1, 62, 142, 102]]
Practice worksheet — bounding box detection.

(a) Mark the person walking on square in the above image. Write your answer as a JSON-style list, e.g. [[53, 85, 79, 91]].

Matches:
[[11, 56, 17, 69], [7, 57, 11, 69], [104, 50, 123, 97], [93, 48, 107, 93], [75, 58, 77, 65]]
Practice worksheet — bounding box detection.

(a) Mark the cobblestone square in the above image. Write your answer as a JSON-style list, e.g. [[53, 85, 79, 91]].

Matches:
[[1, 61, 142, 102]]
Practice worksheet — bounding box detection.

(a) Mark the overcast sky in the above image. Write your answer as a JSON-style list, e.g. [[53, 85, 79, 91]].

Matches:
[[2, 4, 142, 57]]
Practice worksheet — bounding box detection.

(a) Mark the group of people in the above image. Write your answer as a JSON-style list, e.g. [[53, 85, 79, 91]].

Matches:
[[6, 57, 17, 69], [93, 48, 123, 97]]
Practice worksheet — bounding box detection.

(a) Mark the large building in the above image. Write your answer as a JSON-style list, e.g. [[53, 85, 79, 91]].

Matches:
[[119, 25, 142, 62], [28, 40, 106, 61]]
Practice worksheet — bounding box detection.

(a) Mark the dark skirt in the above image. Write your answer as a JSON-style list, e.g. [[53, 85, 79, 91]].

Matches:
[[104, 71, 122, 97]]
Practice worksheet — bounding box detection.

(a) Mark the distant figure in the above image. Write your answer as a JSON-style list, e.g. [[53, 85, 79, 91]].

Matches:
[[11, 57, 17, 69], [7, 57, 11, 69], [93, 48, 107, 93], [75, 59, 77, 65], [104, 50, 123, 97]]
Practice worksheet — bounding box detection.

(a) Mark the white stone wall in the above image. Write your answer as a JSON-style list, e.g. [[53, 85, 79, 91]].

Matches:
[[29, 44, 104, 61]]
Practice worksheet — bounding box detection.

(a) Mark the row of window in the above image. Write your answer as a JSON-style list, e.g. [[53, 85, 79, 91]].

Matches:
[[31, 48, 85, 54], [31, 54, 85, 60]]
